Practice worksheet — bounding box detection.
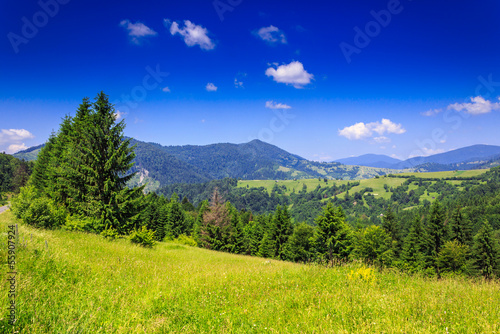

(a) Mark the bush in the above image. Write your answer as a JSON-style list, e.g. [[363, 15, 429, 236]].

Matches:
[[22, 197, 66, 229], [63, 215, 95, 232], [174, 234, 197, 247], [101, 225, 120, 240], [11, 185, 38, 220], [129, 226, 156, 248]]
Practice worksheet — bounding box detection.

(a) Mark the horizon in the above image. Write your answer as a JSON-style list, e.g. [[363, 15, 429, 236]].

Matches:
[[2, 0, 500, 160]]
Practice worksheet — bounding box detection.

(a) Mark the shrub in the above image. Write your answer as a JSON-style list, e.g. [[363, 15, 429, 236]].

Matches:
[[129, 226, 156, 248], [11, 185, 38, 220], [101, 225, 120, 240], [174, 234, 197, 247], [63, 215, 95, 232], [24, 197, 66, 228]]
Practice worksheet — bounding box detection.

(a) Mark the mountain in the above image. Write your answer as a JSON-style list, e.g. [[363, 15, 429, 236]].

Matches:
[[397, 144, 500, 169], [337, 144, 500, 170], [335, 154, 402, 169], [129, 139, 393, 189], [7, 138, 399, 189], [13, 144, 45, 161]]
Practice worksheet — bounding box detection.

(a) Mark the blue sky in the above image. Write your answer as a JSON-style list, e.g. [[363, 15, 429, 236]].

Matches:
[[1, 0, 500, 161]]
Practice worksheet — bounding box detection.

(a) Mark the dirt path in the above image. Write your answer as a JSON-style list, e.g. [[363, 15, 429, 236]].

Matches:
[[0, 205, 9, 214]]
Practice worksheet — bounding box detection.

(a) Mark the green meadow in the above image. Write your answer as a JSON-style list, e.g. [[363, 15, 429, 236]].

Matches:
[[1, 210, 499, 333], [238, 169, 490, 201]]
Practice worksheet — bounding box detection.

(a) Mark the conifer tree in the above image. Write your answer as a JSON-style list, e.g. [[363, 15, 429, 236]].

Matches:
[[426, 200, 448, 277], [450, 206, 472, 247], [313, 203, 352, 265], [166, 193, 187, 238], [401, 215, 427, 272], [270, 205, 293, 259], [258, 232, 275, 258], [29, 92, 143, 233], [472, 220, 500, 279]]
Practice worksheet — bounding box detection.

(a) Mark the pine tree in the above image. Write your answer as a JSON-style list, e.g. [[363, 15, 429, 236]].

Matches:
[[166, 193, 187, 238], [426, 200, 448, 277], [258, 232, 275, 258], [382, 205, 400, 242], [472, 220, 500, 279], [401, 215, 426, 273], [29, 92, 144, 234], [313, 203, 352, 265], [270, 205, 293, 260], [450, 206, 472, 247]]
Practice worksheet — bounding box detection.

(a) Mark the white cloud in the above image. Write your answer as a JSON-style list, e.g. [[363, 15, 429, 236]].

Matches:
[[0, 129, 35, 154], [338, 119, 406, 140], [373, 136, 391, 143], [165, 19, 215, 50], [421, 108, 443, 117], [119, 20, 157, 44], [265, 101, 291, 109], [256, 25, 287, 44], [206, 83, 217, 92], [8, 143, 28, 154], [162, 87, 171, 93], [447, 96, 500, 115], [265, 61, 313, 88], [114, 110, 126, 121]]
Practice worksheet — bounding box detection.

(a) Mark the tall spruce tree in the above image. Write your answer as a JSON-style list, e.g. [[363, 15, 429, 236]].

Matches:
[[472, 220, 500, 279], [313, 203, 352, 265], [270, 205, 293, 260], [450, 206, 472, 247], [30, 92, 143, 233], [401, 215, 427, 272], [426, 200, 448, 277]]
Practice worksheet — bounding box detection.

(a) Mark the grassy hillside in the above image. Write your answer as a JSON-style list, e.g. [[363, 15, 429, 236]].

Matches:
[[2, 210, 499, 333], [238, 169, 489, 200]]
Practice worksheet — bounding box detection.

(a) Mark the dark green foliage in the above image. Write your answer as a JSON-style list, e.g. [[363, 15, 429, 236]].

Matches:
[[0, 153, 33, 193], [426, 200, 448, 276], [165, 193, 188, 239], [30, 92, 144, 234], [12, 187, 65, 229], [258, 232, 275, 258], [437, 240, 469, 275], [269, 206, 293, 260], [471, 221, 500, 279], [352, 225, 393, 267], [242, 218, 264, 256], [313, 203, 352, 264], [400, 216, 427, 273], [283, 222, 315, 262], [450, 206, 473, 247], [129, 226, 156, 248]]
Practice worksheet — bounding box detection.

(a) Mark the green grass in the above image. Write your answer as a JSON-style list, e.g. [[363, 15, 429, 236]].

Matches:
[[238, 178, 352, 195], [397, 169, 489, 179], [238, 169, 490, 203], [2, 210, 500, 333]]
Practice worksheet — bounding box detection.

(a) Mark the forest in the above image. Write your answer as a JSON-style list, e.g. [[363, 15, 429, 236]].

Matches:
[[6, 92, 500, 279]]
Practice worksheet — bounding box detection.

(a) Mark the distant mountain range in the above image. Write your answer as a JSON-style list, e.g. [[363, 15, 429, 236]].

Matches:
[[127, 139, 392, 190], [13, 140, 500, 190], [334, 144, 500, 170], [13, 139, 395, 189]]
